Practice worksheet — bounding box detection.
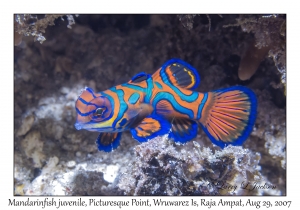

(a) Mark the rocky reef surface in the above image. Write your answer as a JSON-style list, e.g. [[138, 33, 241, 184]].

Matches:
[[14, 14, 286, 196]]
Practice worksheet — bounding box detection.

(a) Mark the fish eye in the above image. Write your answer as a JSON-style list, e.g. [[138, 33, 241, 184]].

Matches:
[[94, 108, 105, 117]]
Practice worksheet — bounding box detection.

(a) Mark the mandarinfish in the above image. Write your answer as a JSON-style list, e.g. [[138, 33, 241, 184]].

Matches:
[[74, 59, 257, 152]]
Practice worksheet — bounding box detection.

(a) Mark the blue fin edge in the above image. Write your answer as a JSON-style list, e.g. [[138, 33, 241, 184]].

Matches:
[[169, 120, 198, 144], [130, 72, 151, 81], [96, 132, 122, 152], [131, 114, 171, 142]]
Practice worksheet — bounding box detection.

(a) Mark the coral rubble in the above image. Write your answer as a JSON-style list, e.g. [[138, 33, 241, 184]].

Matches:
[[118, 136, 280, 195], [14, 14, 77, 44]]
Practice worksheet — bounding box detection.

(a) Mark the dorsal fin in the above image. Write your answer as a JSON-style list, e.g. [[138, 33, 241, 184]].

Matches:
[[152, 59, 200, 90], [129, 72, 151, 83]]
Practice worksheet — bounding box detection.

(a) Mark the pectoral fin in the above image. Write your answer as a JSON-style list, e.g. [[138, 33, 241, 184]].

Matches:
[[125, 103, 154, 128]]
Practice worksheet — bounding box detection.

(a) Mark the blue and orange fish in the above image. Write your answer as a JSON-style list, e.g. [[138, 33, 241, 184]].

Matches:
[[75, 59, 257, 152]]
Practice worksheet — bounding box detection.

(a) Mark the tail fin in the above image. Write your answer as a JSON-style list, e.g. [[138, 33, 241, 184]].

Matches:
[[199, 86, 257, 148]]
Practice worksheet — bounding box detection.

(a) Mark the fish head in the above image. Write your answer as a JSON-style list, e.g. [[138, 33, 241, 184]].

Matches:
[[74, 88, 114, 132]]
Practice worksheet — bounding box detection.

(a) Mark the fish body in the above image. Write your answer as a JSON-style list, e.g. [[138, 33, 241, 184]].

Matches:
[[75, 59, 257, 152]]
